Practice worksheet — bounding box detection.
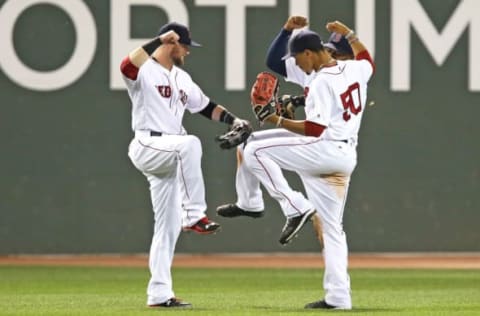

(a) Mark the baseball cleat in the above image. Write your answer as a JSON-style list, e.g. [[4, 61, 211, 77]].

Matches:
[[148, 297, 192, 308], [279, 209, 316, 245], [304, 299, 351, 310], [216, 204, 264, 218], [183, 217, 221, 234]]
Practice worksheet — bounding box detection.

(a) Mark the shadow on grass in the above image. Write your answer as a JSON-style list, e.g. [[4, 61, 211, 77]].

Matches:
[[252, 305, 396, 313]]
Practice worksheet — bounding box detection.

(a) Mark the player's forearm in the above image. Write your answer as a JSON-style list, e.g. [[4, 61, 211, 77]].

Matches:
[[266, 115, 305, 135], [338, 28, 367, 57], [212, 105, 231, 122], [267, 116, 326, 137], [326, 21, 374, 64], [121, 44, 150, 79], [128, 48, 150, 68], [349, 39, 368, 58], [127, 37, 163, 68], [200, 103, 240, 125], [344, 31, 376, 73], [120, 47, 150, 80]]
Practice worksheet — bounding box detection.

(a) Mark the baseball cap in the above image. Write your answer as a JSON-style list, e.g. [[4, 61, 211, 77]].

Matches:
[[282, 29, 323, 60], [323, 32, 353, 55], [158, 22, 201, 47]]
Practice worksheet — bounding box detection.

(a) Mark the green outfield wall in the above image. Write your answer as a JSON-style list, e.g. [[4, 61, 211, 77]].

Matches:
[[1, 0, 479, 254]]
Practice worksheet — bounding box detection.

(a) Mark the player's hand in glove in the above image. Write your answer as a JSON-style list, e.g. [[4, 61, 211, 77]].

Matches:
[[250, 72, 279, 123], [215, 118, 253, 150], [277, 94, 305, 119]]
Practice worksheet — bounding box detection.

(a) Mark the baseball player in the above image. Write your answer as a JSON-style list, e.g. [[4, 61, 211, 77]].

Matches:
[[120, 22, 250, 308], [217, 17, 375, 310], [282, 31, 356, 248], [218, 27, 356, 247]]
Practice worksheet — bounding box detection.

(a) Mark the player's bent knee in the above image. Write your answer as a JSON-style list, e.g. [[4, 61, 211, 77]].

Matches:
[[180, 135, 202, 157], [241, 142, 259, 167]]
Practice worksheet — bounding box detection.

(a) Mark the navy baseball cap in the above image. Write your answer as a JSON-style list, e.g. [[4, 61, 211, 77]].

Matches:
[[324, 32, 353, 55], [282, 29, 323, 60], [158, 22, 201, 47]]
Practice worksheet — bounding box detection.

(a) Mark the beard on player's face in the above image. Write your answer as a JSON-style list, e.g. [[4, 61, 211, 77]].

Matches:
[[171, 44, 189, 66], [172, 55, 184, 66]]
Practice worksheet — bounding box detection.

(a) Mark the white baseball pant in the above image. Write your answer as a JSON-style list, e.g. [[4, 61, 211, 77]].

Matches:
[[128, 131, 207, 304], [237, 129, 356, 308]]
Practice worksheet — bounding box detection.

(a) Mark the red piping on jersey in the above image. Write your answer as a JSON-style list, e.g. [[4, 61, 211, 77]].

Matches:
[[305, 121, 326, 137], [120, 56, 139, 80], [356, 50, 375, 74]]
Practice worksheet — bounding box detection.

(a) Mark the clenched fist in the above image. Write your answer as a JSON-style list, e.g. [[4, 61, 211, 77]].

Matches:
[[326, 21, 352, 37], [284, 16, 308, 32]]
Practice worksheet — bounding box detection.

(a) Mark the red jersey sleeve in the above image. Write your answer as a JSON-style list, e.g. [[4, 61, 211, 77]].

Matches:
[[120, 56, 139, 80], [305, 121, 326, 137], [355, 50, 375, 74]]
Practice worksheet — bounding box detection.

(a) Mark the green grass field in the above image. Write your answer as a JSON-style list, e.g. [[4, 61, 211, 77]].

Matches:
[[0, 266, 479, 315]]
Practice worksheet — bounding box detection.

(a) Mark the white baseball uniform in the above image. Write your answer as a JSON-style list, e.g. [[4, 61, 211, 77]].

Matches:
[[235, 57, 373, 308], [121, 57, 211, 304]]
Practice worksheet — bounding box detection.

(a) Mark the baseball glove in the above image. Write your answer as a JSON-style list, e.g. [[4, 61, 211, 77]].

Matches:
[[276, 94, 305, 119], [215, 119, 253, 150], [250, 72, 279, 123]]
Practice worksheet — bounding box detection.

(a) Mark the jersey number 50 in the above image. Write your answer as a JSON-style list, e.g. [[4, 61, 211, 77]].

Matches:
[[340, 82, 362, 122]]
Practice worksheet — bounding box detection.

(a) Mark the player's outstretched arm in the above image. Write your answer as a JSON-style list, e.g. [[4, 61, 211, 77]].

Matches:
[[198, 101, 246, 126], [198, 102, 252, 150], [264, 115, 325, 137]]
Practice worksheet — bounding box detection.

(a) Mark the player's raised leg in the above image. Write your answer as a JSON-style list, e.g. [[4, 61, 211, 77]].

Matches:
[[217, 129, 298, 219], [242, 137, 316, 245]]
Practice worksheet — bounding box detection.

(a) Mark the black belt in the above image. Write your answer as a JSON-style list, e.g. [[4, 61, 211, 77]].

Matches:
[[150, 131, 163, 136]]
